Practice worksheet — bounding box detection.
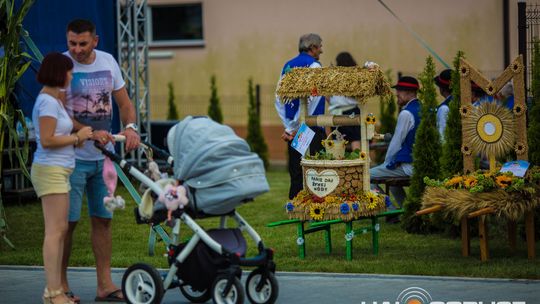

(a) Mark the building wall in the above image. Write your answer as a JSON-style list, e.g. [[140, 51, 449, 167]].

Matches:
[[147, 0, 539, 160]]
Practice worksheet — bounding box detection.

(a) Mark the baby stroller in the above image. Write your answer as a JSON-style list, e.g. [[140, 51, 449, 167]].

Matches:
[[96, 116, 278, 304]]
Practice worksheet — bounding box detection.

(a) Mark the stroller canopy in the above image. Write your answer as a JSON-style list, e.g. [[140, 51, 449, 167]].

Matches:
[[167, 116, 269, 214]]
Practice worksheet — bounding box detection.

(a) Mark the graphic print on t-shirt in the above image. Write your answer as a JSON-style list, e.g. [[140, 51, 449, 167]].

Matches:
[[69, 70, 114, 131]]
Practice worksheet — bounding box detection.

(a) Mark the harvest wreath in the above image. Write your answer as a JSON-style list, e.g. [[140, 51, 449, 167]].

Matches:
[[421, 168, 540, 221], [286, 189, 387, 221]]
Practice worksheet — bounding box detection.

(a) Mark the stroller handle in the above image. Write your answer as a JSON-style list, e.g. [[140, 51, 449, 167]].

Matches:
[[113, 134, 173, 164], [112, 134, 126, 142]]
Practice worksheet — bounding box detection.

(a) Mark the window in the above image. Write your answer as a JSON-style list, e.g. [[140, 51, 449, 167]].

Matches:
[[149, 3, 204, 47]]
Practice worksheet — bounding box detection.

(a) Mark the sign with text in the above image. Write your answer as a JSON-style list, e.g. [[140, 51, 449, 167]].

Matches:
[[500, 160, 530, 177], [305, 169, 340, 197], [291, 123, 315, 156]]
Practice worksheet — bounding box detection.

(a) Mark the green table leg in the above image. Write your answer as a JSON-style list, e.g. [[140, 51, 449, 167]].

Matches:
[[372, 217, 380, 255], [148, 227, 157, 256], [297, 222, 306, 259], [346, 221, 353, 261], [324, 225, 332, 254]]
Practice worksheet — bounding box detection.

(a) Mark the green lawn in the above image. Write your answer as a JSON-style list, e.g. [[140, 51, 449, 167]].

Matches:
[[1, 169, 539, 279]]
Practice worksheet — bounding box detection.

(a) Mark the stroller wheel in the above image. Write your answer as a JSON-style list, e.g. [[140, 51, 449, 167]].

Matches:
[[122, 263, 164, 304], [245, 270, 278, 304], [179, 284, 211, 303], [211, 275, 244, 304]]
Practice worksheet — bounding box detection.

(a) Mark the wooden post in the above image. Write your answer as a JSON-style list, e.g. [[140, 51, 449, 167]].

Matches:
[[461, 216, 470, 257], [300, 97, 308, 124], [359, 103, 370, 192], [507, 220, 517, 254], [525, 210, 536, 260], [479, 215, 489, 261], [489, 154, 496, 173], [459, 60, 475, 174]]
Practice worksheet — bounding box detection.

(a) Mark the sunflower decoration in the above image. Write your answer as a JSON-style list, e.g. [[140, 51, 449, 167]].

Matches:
[[462, 102, 515, 159], [461, 144, 472, 155], [293, 189, 312, 204], [515, 142, 527, 155], [460, 105, 473, 117], [309, 203, 325, 220], [495, 175, 513, 189], [323, 139, 334, 147], [365, 113, 376, 125], [445, 176, 463, 188], [324, 195, 341, 205], [463, 176, 478, 189], [359, 151, 367, 160], [364, 191, 381, 210]]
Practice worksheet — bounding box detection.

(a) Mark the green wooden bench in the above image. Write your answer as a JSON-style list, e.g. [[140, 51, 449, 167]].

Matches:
[[267, 209, 404, 260]]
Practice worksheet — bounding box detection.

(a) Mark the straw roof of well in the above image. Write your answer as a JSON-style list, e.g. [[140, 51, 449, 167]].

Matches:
[[276, 66, 392, 103]]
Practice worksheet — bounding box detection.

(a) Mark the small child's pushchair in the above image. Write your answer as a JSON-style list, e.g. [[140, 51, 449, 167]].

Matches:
[[96, 116, 278, 304]]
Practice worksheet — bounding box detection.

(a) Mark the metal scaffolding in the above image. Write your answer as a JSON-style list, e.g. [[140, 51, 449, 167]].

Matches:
[[116, 0, 150, 163]]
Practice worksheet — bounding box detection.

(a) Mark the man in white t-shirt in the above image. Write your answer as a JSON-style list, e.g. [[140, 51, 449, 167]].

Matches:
[[60, 19, 140, 303]]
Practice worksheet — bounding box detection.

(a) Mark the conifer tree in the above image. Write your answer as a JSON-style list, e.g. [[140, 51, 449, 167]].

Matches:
[[440, 51, 465, 177], [402, 56, 442, 233], [527, 40, 540, 239], [166, 82, 179, 120], [246, 78, 269, 169], [208, 75, 223, 123], [528, 41, 540, 164], [379, 70, 397, 135]]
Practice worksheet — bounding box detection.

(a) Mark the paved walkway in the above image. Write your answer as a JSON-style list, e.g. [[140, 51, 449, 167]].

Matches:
[[1, 265, 538, 303]]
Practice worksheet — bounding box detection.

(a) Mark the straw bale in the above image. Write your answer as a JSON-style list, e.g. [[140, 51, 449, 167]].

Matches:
[[276, 66, 391, 102]]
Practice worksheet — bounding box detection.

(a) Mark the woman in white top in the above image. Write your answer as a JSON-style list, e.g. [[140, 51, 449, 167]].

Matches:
[[328, 52, 361, 150], [31, 53, 93, 304]]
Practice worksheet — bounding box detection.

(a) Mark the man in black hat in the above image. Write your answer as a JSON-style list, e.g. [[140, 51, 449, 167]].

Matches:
[[434, 69, 453, 141], [370, 76, 422, 209]]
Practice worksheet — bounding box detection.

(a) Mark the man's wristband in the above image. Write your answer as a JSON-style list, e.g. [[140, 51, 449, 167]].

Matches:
[[125, 122, 139, 134]]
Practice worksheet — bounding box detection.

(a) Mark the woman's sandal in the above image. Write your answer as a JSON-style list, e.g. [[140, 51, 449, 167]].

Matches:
[[42, 288, 75, 304], [64, 291, 80, 304]]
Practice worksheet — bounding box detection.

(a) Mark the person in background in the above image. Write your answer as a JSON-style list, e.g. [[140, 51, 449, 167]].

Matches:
[[434, 69, 453, 141], [60, 19, 140, 303], [472, 82, 494, 106], [32, 52, 93, 304], [497, 81, 514, 110], [275, 33, 326, 199], [328, 51, 361, 151], [370, 76, 422, 209]]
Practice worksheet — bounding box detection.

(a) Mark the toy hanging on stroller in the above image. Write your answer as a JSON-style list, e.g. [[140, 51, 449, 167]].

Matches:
[[95, 116, 278, 304]]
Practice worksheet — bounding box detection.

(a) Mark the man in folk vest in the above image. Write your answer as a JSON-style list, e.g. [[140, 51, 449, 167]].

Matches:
[[370, 76, 422, 208], [275, 33, 326, 199], [434, 69, 453, 141]]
